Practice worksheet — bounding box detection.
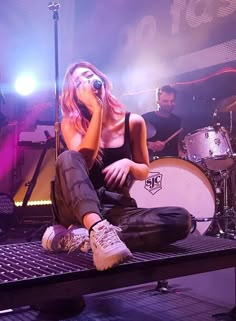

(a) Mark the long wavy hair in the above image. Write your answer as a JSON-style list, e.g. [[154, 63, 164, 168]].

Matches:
[[61, 61, 125, 136]]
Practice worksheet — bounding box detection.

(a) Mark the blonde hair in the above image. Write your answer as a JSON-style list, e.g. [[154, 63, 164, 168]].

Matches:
[[61, 61, 125, 135]]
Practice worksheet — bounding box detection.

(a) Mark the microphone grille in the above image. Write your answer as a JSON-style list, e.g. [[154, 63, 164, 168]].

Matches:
[[93, 80, 102, 90]]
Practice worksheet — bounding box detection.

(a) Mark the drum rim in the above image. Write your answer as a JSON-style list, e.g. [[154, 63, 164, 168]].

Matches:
[[188, 126, 227, 134], [190, 155, 234, 161], [184, 155, 234, 170]]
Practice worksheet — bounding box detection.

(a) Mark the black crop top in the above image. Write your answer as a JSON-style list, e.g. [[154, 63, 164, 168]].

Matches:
[[89, 113, 132, 190]]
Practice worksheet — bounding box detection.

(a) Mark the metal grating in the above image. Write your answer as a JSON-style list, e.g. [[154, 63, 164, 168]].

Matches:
[[0, 235, 236, 288], [0, 285, 231, 321], [0, 235, 236, 311]]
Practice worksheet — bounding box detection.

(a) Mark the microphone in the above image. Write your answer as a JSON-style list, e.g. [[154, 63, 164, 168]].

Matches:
[[91, 79, 103, 91]]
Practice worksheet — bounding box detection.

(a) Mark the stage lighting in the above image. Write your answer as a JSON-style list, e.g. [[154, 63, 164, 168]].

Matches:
[[14, 75, 37, 96]]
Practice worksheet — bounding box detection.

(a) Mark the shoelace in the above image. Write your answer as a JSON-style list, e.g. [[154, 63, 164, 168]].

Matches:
[[94, 224, 122, 249], [60, 233, 90, 253]]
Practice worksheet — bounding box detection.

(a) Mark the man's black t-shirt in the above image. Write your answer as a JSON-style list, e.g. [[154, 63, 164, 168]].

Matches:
[[142, 111, 181, 161]]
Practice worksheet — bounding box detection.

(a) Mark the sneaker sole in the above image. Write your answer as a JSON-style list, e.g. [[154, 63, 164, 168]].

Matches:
[[93, 249, 133, 271]]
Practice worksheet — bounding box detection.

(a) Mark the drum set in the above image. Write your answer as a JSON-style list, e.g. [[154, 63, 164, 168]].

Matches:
[[182, 124, 236, 238], [131, 97, 236, 239]]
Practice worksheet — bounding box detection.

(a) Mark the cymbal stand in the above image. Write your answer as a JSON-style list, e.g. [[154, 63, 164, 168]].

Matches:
[[229, 110, 233, 135]]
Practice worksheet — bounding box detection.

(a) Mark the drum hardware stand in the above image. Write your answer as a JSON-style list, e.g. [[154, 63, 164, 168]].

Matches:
[[192, 216, 216, 236], [190, 165, 236, 238], [213, 167, 236, 240], [229, 110, 233, 135]]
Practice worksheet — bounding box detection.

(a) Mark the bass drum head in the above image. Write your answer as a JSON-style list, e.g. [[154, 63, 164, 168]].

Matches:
[[129, 157, 216, 235]]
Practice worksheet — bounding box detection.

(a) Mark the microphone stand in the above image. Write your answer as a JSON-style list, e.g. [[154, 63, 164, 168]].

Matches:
[[25, 2, 62, 242], [48, 1, 61, 159]]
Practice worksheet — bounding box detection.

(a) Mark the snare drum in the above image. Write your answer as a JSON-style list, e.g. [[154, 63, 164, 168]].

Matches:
[[183, 126, 233, 171], [129, 157, 215, 235]]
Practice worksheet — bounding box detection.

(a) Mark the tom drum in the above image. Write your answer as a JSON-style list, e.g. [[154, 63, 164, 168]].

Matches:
[[183, 126, 234, 171]]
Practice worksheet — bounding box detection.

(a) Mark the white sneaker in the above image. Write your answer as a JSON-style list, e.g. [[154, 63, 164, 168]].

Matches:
[[41, 224, 90, 253], [90, 220, 133, 271], [68, 225, 91, 252]]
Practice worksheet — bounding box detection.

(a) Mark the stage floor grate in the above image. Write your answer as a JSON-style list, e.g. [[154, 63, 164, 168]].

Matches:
[[0, 284, 231, 321], [1, 235, 236, 287]]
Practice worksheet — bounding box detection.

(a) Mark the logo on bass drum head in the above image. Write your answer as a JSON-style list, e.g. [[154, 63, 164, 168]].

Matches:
[[144, 172, 163, 195]]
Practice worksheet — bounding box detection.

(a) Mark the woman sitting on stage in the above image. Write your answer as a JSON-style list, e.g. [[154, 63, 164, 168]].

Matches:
[[41, 61, 191, 271]]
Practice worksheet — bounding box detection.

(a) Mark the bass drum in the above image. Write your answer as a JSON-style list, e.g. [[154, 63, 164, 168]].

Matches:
[[129, 157, 216, 235]]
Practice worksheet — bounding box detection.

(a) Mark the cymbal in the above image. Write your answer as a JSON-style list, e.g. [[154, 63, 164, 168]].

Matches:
[[216, 95, 236, 112]]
